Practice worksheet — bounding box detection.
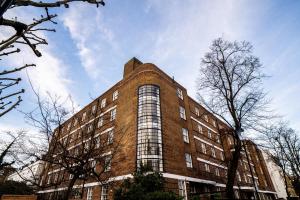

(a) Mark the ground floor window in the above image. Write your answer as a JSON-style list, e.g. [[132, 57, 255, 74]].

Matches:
[[178, 180, 187, 200], [101, 185, 109, 200], [87, 187, 93, 200]]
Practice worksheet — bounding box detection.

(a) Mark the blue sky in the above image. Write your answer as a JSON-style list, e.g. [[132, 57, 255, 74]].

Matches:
[[1, 0, 300, 133]]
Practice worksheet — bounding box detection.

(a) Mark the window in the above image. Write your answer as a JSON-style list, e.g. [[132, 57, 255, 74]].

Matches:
[[211, 147, 216, 158], [98, 117, 103, 128], [212, 119, 216, 127], [182, 128, 189, 143], [104, 156, 111, 172], [244, 163, 247, 170], [67, 123, 71, 131], [185, 153, 193, 168], [237, 172, 241, 181], [96, 137, 100, 148], [195, 107, 199, 116], [101, 98, 106, 108], [82, 112, 87, 121], [74, 118, 78, 127], [179, 106, 186, 120], [110, 109, 116, 121], [201, 143, 206, 154], [47, 175, 51, 184], [84, 142, 90, 152], [228, 137, 232, 145], [137, 85, 163, 172], [208, 130, 212, 138], [112, 90, 118, 101], [69, 174, 73, 180], [107, 130, 114, 144], [205, 163, 210, 172], [87, 124, 93, 133], [178, 180, 186, 198], [204, 115, 208, 122], [54, 173, 58, 183], [216, 135, 220, 143], [91, 160, 96, 171], [244, 174, 247, 182], [220, 152, 224, 161], [215, 168, 220, 176], [92, 105, 97, 114], [177, 88, 183, 100], [198, 124, 202, 133], [101, 185, 108, 200], [87, 187, 93, 200]]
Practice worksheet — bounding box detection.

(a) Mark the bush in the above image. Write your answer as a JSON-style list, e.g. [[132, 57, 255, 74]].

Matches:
[[0, 180, 34, 196]]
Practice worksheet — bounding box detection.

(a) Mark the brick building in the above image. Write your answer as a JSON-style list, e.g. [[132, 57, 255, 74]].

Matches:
[[38, 58, 278, 199]]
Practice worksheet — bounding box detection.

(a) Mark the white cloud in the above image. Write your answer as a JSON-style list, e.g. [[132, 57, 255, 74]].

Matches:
[[61, 5, 118, 80]]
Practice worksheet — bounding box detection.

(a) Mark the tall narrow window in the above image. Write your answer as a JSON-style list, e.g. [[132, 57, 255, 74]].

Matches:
[[87, 123, 93, 133], [101, 98, 106, 108], [112, 90, 118, 101], [178, 180, 187, 199], [237, 172, 241, 181], [220, 152, 224, 161], [137, 85, 163, 171], [101, 185, 108, 200], [110, 108, 116, 121], [201, 143, 206, 154], [204, 115, 208, 122], [182, 128, 189, 143], [104, 156, 111, 172], [211, 147, 216, 158], [205, 163, 210, 172], [198, 124, 202, 133], [92, 105, 97, 114], [98, 117, 103, 128], [179, 106, 186, 120], [208, 130, 212, 138], [195, 107, 199, 116], [107, 130, 114, 144], [177, 88, 183, 100], [96, 137, 100, 148], [87, 187, 93, 200], [82, 112, 87, 121], [215, 168, 220, 176], [185, 153, 193, 168]]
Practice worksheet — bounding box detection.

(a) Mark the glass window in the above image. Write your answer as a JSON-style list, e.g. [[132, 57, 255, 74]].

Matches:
[[178, 180, 186, 198], [73, 118, 78, 127], [185, 153, 193, 168], [98, 117, 103, 128], [195, 107, 199, 116], [220, 152, 224, 161], [198, 124, 202, 133], [82, 112, 87, 121], [96, 137, 100, 148], [69, 174, 73, 180], [216, 135, 220, 143], [67, 123, 71, 131], [215, 168, 220, 176], [182, 128, 189, 143], [201, 143, 206, 154], [177, 88, 183, 100], [101, 185, 108, 200], [101, 98, 106, 108], [137, 85, 163, 172], [92, 105, 97, 114], [211, 147, 216, 157], [107, 130, 114, 144], [204, 115, 208, 122], [237, 172, 241, 181], [104, 156, 111, 172], [110, 109, 116, 121], [208, 130, 212, 138], [179, 106, 186, 120], [112, 90, 118, 101], [205, 163, 210, 172], [87, 123, 93, 133], [87, 187, 93, 200]]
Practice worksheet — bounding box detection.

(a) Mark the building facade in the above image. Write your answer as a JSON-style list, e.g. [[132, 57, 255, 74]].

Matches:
[[39, 58, 278, 199], [8, 160, 45, 185]]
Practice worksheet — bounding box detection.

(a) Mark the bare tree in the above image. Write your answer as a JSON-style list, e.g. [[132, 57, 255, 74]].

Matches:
[[197, 38, 270, 199], [21, 87, 127, 200], [0, 0, 104, 117], [262, 122, 300, 197]]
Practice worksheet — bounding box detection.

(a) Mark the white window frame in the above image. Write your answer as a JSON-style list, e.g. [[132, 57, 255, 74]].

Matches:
[[87, 123, 93, 133], [201, 143, 206, 154], [107, 130, 114, 144], [101, 98, 106, 108], [185, 153, 193, 168], [178, 180, 187, 200], [198, 124, 202, 133], [104, 156, 112, 172], [96, 137, 100, 148], [112, 90, 119, 101], [205, 163, 210, 172], [211, 147, 216, 158], [69, 174, 73, 180], [101, 185, 108, 200], [182, 128, 189, 143], [215, 168, 220, 176], [82, 112, 87, 121], [179, 106, 186, 120], [195, 107, 199, 116], [204, 115, 208, 122], [98, 117, 103, 128], [73, 118, 78, 127], [110, 109, 116, 121], [208, 130, 212, 138], [92, 105, 97, 114], [220, 152, 224, 161], [87, 187, 93, 200], [177, 88, 183, 100]]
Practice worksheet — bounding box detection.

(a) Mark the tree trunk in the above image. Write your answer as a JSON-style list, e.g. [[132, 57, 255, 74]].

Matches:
[[225, 138, 242, 199], [63, 176, 77, 200]]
